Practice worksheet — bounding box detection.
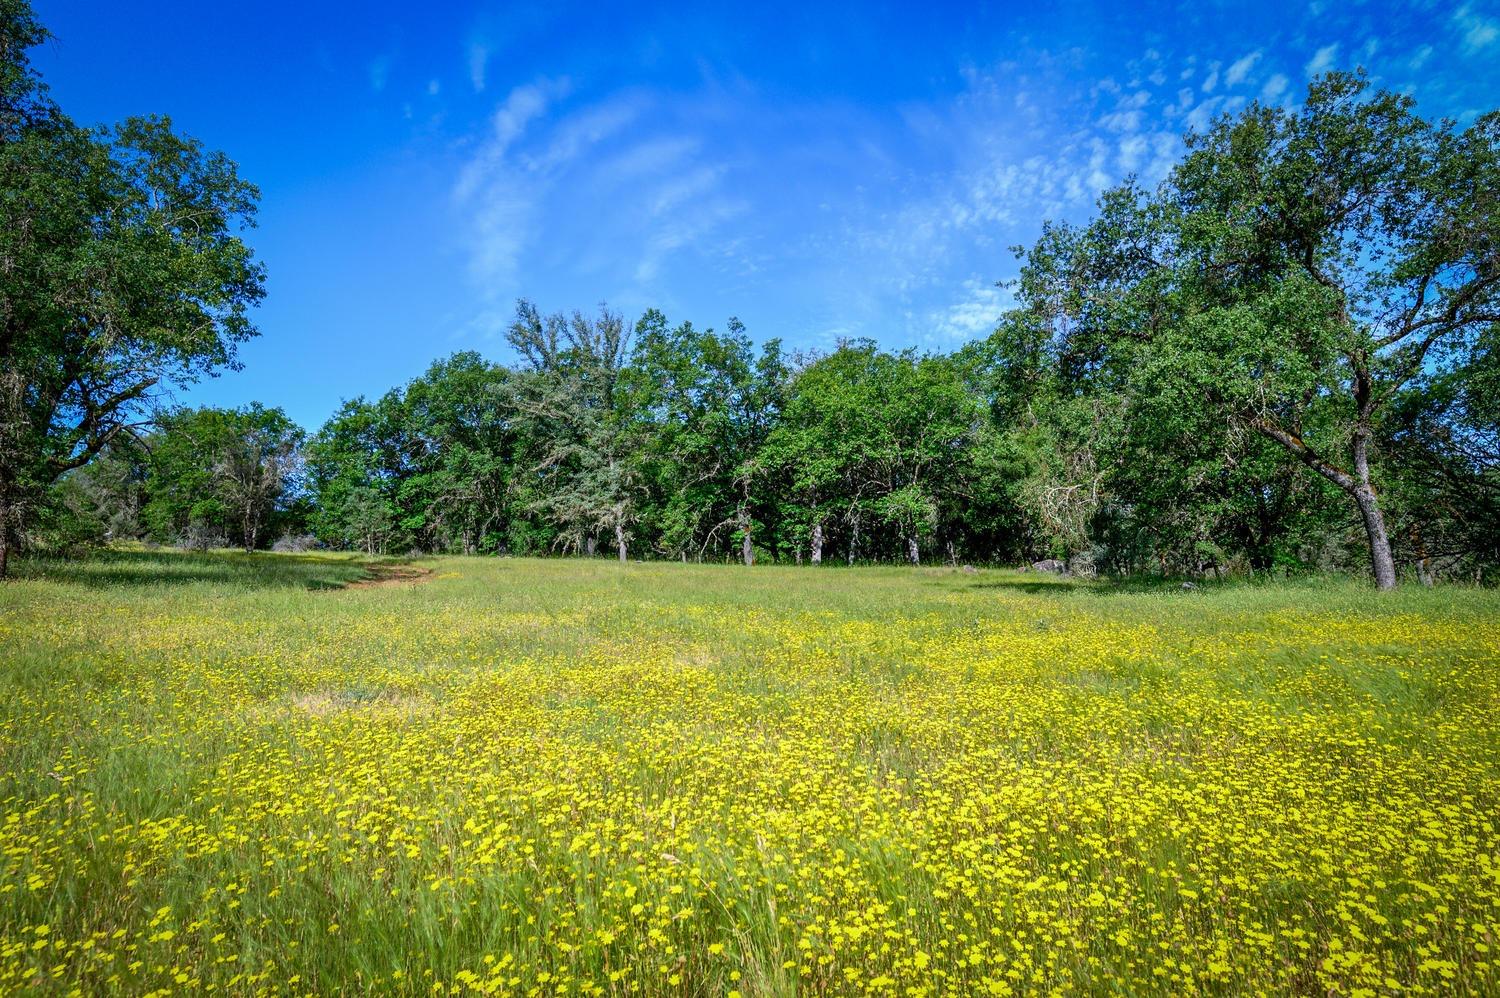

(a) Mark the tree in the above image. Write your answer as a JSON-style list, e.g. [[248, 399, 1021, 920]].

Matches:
[[0, 1, 263, 573], [386, 353, 515, 554], [144, 405, 302, 551], [1004, 73, 1500, 589], [506, 301, 641, 561], [626, 311, 786, 564], [1378, 323, 1500, 582], [211, 406, 303, 552], [764, 342, 984, 565], [306, 397, 397, 554]]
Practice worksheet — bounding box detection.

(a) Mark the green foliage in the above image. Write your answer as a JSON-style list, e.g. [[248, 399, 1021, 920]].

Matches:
[[0, 0, 263, 572], [142, 404, 303, 551], [15, 0, 1496, 584], [306, 353, 515, 555], [999, 71, 1500, 585]]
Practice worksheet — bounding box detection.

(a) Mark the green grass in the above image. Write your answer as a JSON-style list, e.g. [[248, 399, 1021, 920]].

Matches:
[[0, 551, 1497, 995]]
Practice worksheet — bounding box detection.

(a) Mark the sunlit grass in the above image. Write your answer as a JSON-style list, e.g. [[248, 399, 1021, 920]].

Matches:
[[1, 552, 1497, 995]]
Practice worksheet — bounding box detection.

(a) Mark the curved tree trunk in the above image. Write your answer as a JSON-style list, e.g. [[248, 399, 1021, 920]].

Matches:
[[1354, 486, 1397, 590], [1253, 417, 1399, 591]]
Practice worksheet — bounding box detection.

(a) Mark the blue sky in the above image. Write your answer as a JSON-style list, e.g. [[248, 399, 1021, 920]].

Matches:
[[33, 0, 1500, 429]]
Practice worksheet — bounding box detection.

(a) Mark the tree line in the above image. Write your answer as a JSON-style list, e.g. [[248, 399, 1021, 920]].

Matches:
[[4, 0, 1496, 584]]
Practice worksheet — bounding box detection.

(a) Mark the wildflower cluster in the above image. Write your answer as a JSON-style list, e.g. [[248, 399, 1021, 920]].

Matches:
[[1, 556, 1497, 995]]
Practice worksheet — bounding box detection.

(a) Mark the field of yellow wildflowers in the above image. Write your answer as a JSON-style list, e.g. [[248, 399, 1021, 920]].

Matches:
[[1, 551, 1498, 995]]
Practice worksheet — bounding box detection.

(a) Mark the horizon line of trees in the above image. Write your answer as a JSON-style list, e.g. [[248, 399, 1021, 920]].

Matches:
[[3, 0, 1496, 585], [44, 278, 1500, 583]]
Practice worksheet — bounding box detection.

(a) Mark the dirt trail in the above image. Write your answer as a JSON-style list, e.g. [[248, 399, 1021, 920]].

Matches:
[[344, 564, 435, 589]]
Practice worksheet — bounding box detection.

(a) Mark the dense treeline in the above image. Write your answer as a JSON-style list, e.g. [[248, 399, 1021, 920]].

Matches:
[[293, 309, 1032, 565], [47, 282, 1500, 581], [4, 0, 1496, 583]]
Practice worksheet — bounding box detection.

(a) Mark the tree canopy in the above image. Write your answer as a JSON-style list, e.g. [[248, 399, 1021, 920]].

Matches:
[[0, 0, 263, 573], [10, 0, 1497, 587], [996, 72, 1500, 588]]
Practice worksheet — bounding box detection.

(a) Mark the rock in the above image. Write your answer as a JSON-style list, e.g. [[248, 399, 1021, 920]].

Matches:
[[961, 565, 977, 574], [1181, 581, 1199, 591], [1031, 559, 1067, 575]]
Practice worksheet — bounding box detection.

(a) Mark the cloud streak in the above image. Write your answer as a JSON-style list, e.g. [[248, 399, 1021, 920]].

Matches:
[[435, 4, 1496, 350]]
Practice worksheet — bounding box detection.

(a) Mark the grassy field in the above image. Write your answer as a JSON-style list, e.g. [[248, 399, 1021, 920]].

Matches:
[[1, 551, 1497, 996]]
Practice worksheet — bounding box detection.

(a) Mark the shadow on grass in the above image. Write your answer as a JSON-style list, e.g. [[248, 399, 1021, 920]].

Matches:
[[950, 572, 1242, 597], [957, 578, 1083, 594], [15, 548, 374, 592]]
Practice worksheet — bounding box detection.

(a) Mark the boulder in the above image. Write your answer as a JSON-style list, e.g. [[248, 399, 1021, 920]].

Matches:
[[1031, 559, 1067, 575]]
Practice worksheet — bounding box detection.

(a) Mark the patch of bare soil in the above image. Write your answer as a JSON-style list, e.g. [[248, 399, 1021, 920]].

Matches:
[[288, 690, 429, 717], [344, 564, 435, 589]]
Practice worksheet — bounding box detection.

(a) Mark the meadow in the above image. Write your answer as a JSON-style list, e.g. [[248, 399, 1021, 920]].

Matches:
[[1, 552, 1497, 996]]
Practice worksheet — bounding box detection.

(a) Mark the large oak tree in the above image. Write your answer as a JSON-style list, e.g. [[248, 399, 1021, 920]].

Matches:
[[0, 1, 263, 573], [1004, 72, 1499, 589]]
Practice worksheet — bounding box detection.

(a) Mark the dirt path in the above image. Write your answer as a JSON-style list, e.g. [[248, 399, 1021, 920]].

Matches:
[[344, 564, 435, 589]]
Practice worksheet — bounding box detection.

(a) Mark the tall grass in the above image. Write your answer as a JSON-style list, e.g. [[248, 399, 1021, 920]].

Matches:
[[1, 551, 1496, 994]]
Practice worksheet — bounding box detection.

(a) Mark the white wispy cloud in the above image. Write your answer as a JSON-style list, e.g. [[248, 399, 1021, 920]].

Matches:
[[493, 81, 567, 152], [1306, 43, 1339, 77], [468, 43, 489, 92], [634, 196, 748, 282], [1184, 94, 1223, 133], [452, 81, 749, 328], [525, 96, 645, 174], [1225, 51, 1262, 86], [792, 61, 1191, 345], [1454, 4, 1499, 52], [439, 8, 1461, 352], [1099, 90, 1151, 132], [931, 279, 1011, 342], [453, 78, 571, 202]]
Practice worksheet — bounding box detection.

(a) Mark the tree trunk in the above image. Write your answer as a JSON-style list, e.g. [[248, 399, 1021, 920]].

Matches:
[[1354, 486, 1398, 591], [810, 521, 823, 566], [585, 535, 596, 558], [907, 535, 920, 566], [0, 493, 10, 579], [847, 516, 859, 566], [615, 521, 627, 563], [741, 518, 753, 567], [1409, 524, 1434, 587], [1252, 416, 1398, 591]]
